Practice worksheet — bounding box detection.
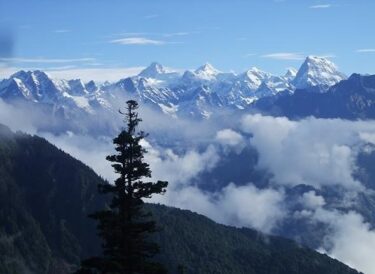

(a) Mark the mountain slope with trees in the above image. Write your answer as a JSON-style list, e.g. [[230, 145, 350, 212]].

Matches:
[[0, 124, 361, 274]]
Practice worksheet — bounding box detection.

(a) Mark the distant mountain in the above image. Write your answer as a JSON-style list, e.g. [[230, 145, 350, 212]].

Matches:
[[0, 125, 361, 274], [0, 70, 100, 109], [284, 67, 298, 81], [292, 56, 346, 91], [253, 73, 375, 120], [0, 56, 347, 123], [139, 62, 168, 78]]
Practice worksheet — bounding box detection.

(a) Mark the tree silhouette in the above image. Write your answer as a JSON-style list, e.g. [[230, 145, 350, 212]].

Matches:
[[76, 100, 168, 274]]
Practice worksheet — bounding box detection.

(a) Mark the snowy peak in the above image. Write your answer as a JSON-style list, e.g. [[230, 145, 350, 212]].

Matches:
[[284, 68, 297, 80], [139, 62, 167, 78], [3, 70, 59, 101], [11, 70, 51, 84], [195, 63, 219, 74], [245, 67, 270, 80], [293, 56, 346, 90], [193, 63, 220, 80], [0, 56, 355, 121], [242, 67, 271, 90]]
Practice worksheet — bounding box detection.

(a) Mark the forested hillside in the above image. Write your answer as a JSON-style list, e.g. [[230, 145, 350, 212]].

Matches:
[[0, 125, 361, 274]]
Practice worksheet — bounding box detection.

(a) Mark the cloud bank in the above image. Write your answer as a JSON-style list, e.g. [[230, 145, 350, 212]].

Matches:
[[2, 99, 375, 273], [241, 114, 372, 190]]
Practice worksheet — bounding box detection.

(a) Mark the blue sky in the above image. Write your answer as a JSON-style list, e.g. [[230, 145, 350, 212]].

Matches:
[[0, 0, 374, 81]]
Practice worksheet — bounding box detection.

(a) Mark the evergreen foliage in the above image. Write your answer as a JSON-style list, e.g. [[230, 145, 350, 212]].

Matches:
[[77, 100, 168, 274]]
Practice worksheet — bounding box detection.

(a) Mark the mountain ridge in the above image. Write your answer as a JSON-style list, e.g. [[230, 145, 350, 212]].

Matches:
[[0, 56, 347, 120]]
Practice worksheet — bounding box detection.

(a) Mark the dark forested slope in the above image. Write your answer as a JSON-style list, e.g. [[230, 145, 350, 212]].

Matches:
[[0, 125, 361, 274]]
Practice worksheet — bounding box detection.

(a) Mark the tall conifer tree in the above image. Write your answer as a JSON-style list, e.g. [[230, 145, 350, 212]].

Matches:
[[77, 100, 168, 274]]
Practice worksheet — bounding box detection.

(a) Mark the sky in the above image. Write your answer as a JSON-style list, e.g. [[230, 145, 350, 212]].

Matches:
[[0, 0, 374, 81]]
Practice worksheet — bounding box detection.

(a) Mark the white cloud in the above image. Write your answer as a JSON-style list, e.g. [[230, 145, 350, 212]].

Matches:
[[3, 94, 375, 272], [46, 67, 143, 82], [260, 52, 305, 60], [359, 132, 375, 144], [0, 64, 143, 82], [143, 141, 220, 186], [41, 132, 116, 182], [155, 183, 285, 233], [244, 53, 256, 57], [0, 99, 38, 133], [215, 129, 245, 152], [110, 37, 165, 45], [216, 183, 285, 232], [53, 29, 71, 33], [163, 32, 191, 37], [309, 4, 332, 9], [314, 209, 375, 274], [0, 65, 18, 79], [0, 57, 95, 64], [300, 191, 325, 209], [356, 49, 375, 53], [240, 114, 374, 190]]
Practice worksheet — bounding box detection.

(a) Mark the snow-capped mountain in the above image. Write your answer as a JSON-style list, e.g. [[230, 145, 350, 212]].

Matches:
[[0, 70, 61, 103], [0, 70, 111, 122], [0, 56, 348, 126], [138, 62, 180, 83], [241, 67, 271, 91], [284, 68, 298, 81], [191, 63, 221, 81], [292, 56, 346, 91]]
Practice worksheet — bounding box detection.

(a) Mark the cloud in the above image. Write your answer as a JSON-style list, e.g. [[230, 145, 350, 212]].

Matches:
[[240, 114, 374, 190], [0, 57, 96, 64], [215, 183, 285, 232], [300, 191, 325, 209], [314, 209, 375, 274], [46, 67, 144, 82], [260, 52, 305, 61], [53, 29, 71, 33], [143, 141, 220, 186], [143, 14, 159, 20], [4, 92, 375, 272], [215, 128, 246, 153], [154, 183, 285, 233], [33, 112, 375, 272], [41, 132, 115, 182], [110, 37, 165, 45], [309, 4, 332, 9], [163, 32, 192, 37], [0, 64, 143, 82], [15, 104, 283, 234], [244, 53, 256, 57], [0, 99, 38, 133], [356, 49, 375, 53]]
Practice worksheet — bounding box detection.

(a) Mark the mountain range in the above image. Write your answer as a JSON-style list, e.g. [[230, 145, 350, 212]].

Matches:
[[0, 56, 348, 125], [252, 73, 375, 120]]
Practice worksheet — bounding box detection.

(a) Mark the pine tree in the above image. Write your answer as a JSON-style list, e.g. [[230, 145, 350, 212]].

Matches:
[[76, 100, 168, 274]]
